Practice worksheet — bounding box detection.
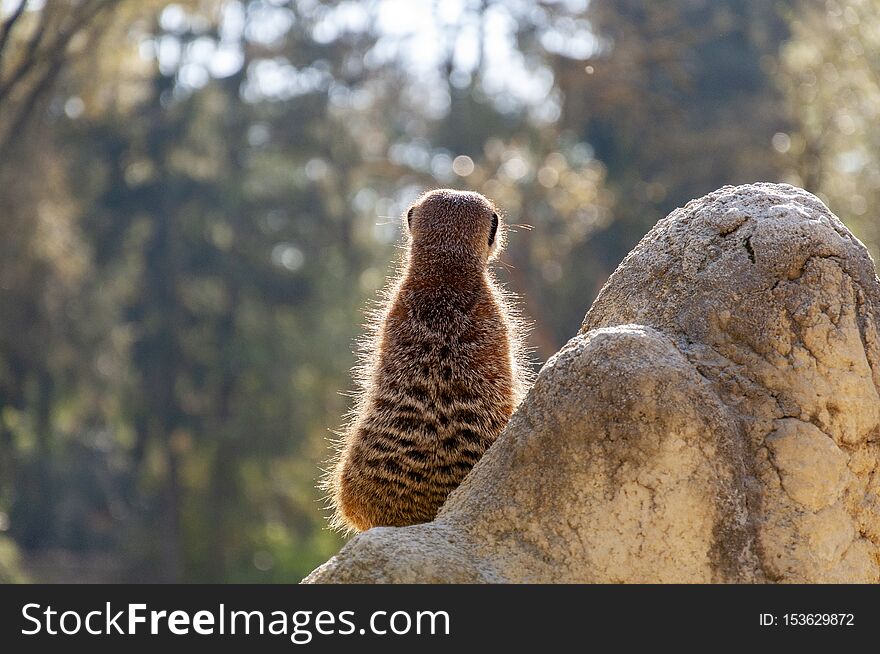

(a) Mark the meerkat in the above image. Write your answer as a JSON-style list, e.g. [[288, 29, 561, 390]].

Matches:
[[324, 188, 532, 532]]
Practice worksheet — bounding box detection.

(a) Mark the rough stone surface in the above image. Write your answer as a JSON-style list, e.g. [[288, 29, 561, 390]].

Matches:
[[304, 183, 880, 583]]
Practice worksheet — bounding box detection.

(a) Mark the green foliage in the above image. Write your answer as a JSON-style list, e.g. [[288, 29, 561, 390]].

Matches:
[[777, 0, 880, 257], [0, 535, 27, 584]]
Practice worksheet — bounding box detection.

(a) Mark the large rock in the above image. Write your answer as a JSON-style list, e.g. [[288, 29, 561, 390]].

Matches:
[[304, 183, 880, 583]]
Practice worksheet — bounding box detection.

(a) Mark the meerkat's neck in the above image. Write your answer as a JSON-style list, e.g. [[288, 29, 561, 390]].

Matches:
[[408, 242, 484, 272], [403, 250, 486, 292]]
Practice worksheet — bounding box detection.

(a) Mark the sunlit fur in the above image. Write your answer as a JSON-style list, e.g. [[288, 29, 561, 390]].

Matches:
[[322, 189, 533, 533]]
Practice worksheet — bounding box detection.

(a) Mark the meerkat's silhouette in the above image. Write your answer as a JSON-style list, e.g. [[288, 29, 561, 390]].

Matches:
[[325, 189, 531, 532]]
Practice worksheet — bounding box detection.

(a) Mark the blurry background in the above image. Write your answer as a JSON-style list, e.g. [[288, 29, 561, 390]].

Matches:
[[0, 0, 877, 583]]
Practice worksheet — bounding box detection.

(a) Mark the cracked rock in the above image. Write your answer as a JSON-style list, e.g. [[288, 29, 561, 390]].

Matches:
[[305, 183, 880, 583]]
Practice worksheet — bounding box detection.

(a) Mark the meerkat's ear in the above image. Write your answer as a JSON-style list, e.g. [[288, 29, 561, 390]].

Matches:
[[487, 211, 506, 261], [406, 207, 414, 231]]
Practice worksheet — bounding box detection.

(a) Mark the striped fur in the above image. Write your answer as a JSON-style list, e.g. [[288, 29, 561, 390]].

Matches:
[[324, 189, 532, 532]]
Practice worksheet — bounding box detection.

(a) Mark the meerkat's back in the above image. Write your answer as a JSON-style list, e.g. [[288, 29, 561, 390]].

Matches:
[[326, 189, 531, 532]]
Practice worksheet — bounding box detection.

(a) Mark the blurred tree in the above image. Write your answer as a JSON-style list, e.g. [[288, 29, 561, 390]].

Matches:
[[46, 0, 411, 581], [544, 0, 793, 276], [0, 0, 132, 579], [0, 534, 27, 582], [0, 0, 120, 153], [777, 0, 880, 257]]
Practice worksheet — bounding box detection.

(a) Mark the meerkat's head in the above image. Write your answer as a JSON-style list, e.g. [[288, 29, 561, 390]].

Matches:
[[404, 189, 505, 263]]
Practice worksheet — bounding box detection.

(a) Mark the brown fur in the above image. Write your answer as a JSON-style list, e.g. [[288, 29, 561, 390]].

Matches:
[[323, 189, 532, 532]]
